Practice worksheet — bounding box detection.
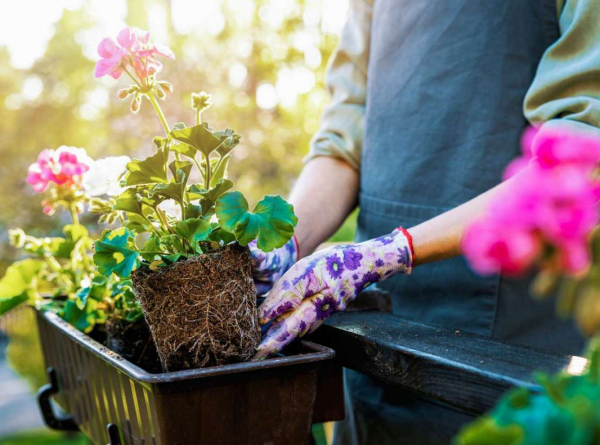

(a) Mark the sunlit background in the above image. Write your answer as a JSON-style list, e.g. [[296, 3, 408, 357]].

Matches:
[[0, 0, 351, 272], [0, 1, 350, 442]]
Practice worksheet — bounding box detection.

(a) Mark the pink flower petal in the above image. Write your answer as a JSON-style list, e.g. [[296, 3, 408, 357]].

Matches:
[[134, 28, 151, 45], [559, 241, 591, 274], [97, 38, 118, 58], [94, 52, 124, 78], [153, 43, 175, 59], [117, 27, 136, 49]]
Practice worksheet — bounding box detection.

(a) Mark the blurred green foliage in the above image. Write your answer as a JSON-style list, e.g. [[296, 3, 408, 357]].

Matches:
[[0, 429, 88, 445], [3, 308, 46, 392], [0, 0, 346, 275], [456, 337, 600, 445]]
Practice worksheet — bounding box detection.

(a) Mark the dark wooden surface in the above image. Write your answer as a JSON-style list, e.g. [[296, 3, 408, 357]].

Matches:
[[309, 310, 578, 415]]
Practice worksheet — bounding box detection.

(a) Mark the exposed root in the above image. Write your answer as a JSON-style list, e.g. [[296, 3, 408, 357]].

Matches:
[[132, 244, 260, 372]]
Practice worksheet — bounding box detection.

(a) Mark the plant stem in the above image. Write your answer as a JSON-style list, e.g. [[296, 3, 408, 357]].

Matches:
[[46, 255, 75, 290], [69, 203, 80, 225], [155, 207, 176, 235], [205, 157, 211, 189], [147, 90, 171, 136], [196, 109, 202, 126], [193, 158, 205, 183], [123, 66, 143, 89], [142, 215, 163, 237]]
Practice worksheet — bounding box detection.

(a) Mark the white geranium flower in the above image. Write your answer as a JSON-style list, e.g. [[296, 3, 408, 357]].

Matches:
[[83, 156, 131, 196]]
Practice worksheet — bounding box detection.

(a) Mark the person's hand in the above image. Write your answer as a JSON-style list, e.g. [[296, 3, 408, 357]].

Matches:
[[249, 236, 299, 295], [254, 228, 414, 359]]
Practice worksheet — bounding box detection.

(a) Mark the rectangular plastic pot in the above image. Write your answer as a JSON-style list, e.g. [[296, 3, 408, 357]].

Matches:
[[34, 310, 344, 445]]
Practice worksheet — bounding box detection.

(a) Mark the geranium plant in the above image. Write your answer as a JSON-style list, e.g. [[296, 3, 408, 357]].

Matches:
[[91, 27, 297, 371], [92, 27, 297, 279], [0, 146, 142, 333], [457, 126, 600, 444]]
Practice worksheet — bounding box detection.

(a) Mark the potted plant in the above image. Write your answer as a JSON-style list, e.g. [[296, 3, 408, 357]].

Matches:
[[91, 27, 298, 372], [2, 27, 342, 445]]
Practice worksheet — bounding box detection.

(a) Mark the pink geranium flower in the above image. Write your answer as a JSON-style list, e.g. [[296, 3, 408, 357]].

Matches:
[[464, 125, 600, 276], [533, 126, 600, 171], [27, 146, 92, 193], [94, 27, 174, 80], [462, 218, 541, 276]]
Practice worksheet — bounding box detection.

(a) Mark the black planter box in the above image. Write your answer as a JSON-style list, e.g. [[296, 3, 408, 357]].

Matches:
[[34, 310, 344, 445]]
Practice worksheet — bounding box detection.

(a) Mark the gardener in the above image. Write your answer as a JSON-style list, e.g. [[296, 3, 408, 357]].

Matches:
[[251, 0, 600, 443]]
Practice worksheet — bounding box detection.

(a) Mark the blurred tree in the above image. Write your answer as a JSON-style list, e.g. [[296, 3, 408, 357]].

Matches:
[[0, 0, 347, 274]]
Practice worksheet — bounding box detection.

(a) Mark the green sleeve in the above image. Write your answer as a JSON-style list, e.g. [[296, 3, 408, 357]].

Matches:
[[524, 0, 600, 137], [305, 0, 372, 171]]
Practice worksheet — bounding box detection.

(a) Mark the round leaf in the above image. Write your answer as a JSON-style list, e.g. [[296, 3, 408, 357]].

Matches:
[[216, 192, 297, 252]]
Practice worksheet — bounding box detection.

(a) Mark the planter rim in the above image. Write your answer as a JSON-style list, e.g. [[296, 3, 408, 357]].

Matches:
[[41, 310, 335, 384]]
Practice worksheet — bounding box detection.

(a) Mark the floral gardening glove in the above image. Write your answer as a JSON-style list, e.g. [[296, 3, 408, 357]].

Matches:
[[254, 228, 414, 359], [249, 236, 299, 295]]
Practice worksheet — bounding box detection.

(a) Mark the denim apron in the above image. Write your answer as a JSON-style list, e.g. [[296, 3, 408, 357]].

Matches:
[[334, 1, 586, 443]]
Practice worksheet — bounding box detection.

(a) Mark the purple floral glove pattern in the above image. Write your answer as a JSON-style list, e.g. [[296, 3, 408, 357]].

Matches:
[[254, 228, 414, 359], [249, 235, 299, 295]]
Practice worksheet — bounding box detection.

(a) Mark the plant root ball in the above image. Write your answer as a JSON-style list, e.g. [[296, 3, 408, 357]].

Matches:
[[132, 243, 261, 372]]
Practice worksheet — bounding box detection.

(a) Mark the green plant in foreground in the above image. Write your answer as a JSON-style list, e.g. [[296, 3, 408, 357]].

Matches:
[[92, 28, 297, 278], [456, 338, 600, 445]]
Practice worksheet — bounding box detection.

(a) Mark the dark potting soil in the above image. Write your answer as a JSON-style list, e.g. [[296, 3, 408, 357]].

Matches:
[[105, 317, 162, 373], [88, 323, 107, 345], [132, 243, 261, 372]]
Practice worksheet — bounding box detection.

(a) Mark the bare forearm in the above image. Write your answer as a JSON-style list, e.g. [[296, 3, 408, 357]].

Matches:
[[289, 157, 359, 258], [409, 179, 512, 266]]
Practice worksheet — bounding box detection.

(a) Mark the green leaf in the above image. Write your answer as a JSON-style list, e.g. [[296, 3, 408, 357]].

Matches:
[[216, 192, 297, 251], [160, 234, 185, 252], [141, 234, 163, 261], [64, 224, 88, 242], [93, 228, 140, 278], [172, 142, 197, 159], [0, 259, 44, 315], [208, 227, 236, 246], [75, 287, 91, 310], [61, 298, 106, 333], [190, 179, 233, 202], [170, 123, 222, 158], [114, 197, 145, 216], [169, 160, 194, 185], [150, 182, 185, 207], [456, 417, 523, 445], [126, 148, 169, 186], [186, 203, 203, 219], [162, 253, 188, 264], [213, 128, 240, 157], [211, 155, 231, 187], [189, 179, 233, 217], [175, 218, 212, 249], [125, 213, 151, 233]]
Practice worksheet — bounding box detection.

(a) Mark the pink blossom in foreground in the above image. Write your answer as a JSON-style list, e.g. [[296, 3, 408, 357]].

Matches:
[[463, 125, 600, 276], [27, 146, 92, 193], [533, 127, 600, 171], [95, 27, 174, 80], [462, 219, 542, 276]]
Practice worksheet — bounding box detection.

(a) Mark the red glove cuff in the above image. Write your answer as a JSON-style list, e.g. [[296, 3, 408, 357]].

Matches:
[[398, 227, 415, 265]]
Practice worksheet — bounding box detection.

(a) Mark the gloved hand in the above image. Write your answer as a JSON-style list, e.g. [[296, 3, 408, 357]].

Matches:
[[249, 236, 299, 295], [254, 228, 414, 359]]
